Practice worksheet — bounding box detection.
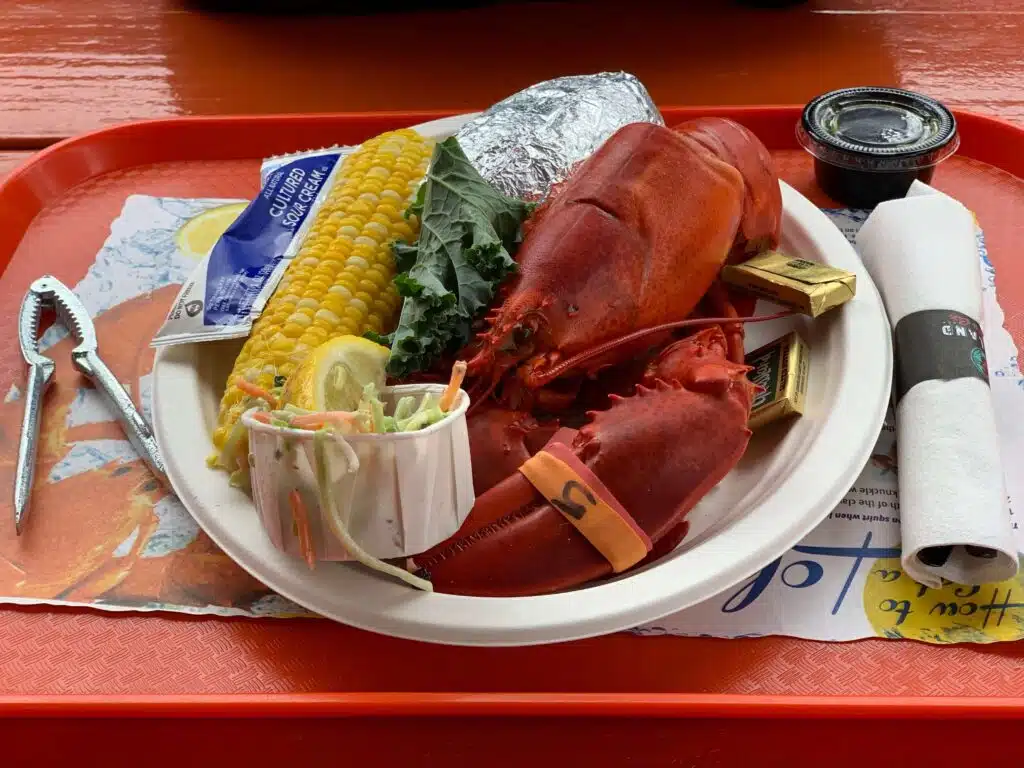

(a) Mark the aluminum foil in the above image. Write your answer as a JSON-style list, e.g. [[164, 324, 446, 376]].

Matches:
[[454, 72, 663, 201]]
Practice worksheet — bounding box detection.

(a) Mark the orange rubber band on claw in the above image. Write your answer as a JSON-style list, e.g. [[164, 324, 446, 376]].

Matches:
[[518, 442, 652, 572]]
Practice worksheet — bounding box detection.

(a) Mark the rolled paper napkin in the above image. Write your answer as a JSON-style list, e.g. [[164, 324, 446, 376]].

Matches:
[[855, 182, 1017, 588]]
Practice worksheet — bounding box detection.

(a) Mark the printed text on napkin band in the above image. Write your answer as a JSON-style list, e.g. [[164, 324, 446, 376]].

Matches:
[[893, 310, 988, 404]]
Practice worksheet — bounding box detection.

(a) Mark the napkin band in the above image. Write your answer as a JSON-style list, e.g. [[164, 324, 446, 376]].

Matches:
[[893, 310, 989, 405], [519, 442, 652, 572]]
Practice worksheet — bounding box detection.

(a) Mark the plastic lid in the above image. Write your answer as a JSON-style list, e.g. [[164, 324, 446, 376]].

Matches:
[[797, 86, 959, 172]]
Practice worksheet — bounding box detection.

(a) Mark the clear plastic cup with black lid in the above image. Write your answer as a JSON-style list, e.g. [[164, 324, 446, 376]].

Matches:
[[797, 86, 960, 209]]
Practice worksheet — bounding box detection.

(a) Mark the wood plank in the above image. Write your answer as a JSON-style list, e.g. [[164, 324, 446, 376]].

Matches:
[[0, 152, 32, 179], [1, 0, 1023, 142]]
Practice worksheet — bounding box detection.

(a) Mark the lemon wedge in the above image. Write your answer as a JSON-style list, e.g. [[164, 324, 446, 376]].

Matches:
[[281, 335, 390, 412], [176, 202, 248, 260]]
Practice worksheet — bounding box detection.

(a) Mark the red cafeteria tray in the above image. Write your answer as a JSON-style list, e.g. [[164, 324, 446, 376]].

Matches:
[[1, 106, 1023, 764]]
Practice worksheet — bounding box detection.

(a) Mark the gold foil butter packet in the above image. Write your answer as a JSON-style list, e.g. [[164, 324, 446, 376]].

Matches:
[[747, 330, 810, 430], [722, 251, 856, 317]]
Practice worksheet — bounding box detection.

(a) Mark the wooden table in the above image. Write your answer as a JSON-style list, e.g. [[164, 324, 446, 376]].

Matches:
[[5, 0, 1024, 145], [3, 1, 1023, 765]]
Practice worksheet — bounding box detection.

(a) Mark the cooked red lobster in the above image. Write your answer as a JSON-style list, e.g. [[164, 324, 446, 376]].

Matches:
[[410, 117, 782, 597]]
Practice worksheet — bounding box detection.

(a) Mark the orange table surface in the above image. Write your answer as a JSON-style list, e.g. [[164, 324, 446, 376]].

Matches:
[[3, 1, 1024, 765], [4, 0, 1024, 143]]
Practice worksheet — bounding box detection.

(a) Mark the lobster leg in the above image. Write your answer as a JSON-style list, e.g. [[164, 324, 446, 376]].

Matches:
[[701, 281, 747, 365]]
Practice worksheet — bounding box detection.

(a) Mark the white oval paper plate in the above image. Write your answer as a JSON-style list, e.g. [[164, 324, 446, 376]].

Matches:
[[152, 114, 892, 647]]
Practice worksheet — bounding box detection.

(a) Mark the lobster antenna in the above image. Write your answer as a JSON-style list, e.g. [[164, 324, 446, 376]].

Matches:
[[534, 310, 795, 385]]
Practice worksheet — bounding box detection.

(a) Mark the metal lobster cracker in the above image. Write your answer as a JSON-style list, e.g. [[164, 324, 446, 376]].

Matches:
[[14, 275, 167, 534]]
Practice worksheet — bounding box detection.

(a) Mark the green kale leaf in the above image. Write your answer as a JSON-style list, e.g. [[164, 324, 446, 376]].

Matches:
[[377, 136, 533, 378]]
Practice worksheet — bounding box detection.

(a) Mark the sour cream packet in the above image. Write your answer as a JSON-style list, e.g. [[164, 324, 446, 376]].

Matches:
[[151, 147, 355, 347]]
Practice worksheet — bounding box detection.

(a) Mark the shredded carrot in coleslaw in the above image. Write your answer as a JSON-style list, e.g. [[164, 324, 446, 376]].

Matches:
[[237, 379, 279, 410], [289, 489, 317, 570], [290, 411, 365, 432], [439, 360, 467, 412]]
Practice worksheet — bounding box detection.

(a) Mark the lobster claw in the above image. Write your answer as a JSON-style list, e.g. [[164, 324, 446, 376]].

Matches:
[[412, 332, 754, 597]]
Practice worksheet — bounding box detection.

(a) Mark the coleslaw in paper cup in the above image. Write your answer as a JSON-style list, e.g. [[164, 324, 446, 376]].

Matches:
[[242, 383, 474, 590]]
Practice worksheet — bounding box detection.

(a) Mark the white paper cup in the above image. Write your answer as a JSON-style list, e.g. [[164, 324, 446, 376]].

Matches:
[[241, 384, 475, 563]]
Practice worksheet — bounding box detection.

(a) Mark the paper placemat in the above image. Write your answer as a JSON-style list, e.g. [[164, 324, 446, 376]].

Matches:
[[634, 210, 1024, 644], [1, 197, 1021, 643]]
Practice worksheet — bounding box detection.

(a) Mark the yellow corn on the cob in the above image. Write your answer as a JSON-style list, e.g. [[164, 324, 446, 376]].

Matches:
[[210, 128, 434, 465]]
